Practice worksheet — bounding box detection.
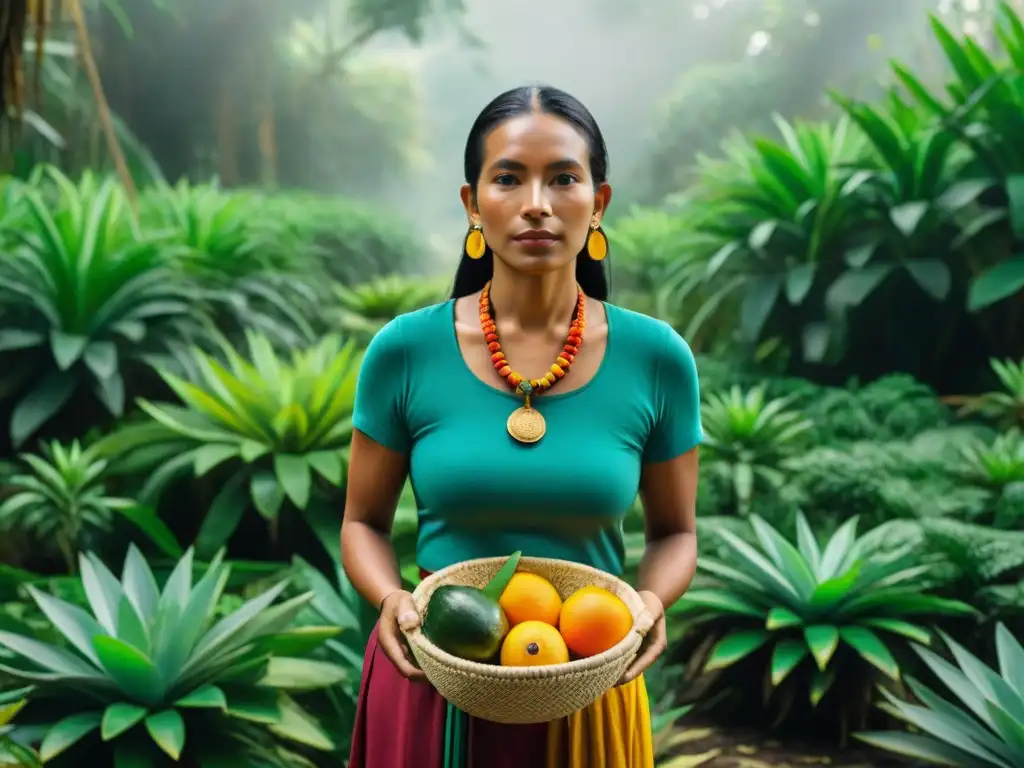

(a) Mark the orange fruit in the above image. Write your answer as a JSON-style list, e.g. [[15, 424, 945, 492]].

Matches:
[[498, 572, 563, 628], [558, 585, 633, 658], [500, 620, 570, 667]]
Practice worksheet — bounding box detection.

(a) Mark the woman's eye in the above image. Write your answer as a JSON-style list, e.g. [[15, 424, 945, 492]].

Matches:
[[494, 173, 518, 185], [554, 173, 578, 186]]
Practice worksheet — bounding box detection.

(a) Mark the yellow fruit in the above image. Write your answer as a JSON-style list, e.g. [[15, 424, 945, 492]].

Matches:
[[498, 572, 563, 628], [559, 585, 633, 658], [500, 620, 570, 667]]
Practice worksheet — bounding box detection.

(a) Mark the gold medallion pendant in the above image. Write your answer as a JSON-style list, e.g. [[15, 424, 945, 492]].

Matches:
[[507, 400, 546, 444]]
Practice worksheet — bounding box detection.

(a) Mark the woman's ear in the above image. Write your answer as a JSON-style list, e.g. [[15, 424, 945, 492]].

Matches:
[[593, 181, 613, 224], [460, 184, 476, 221]]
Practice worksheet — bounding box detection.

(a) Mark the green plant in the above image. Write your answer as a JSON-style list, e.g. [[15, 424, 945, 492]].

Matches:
[[888, 1, 1024, 316], [0, 167, 197, 446], [0, 700, 41, 767], [700, 385, 813, 515], [332, 274, 447, 342], [674, 512, 975, 730], [0, 545, 347, 764], [141, 180, 322, 350], [674, 114, 869, 360], [104, 331, 360, 560], [857, 623, 1024, 767], [0, 440, 180, 573], [828, 90, 1000, 317], [960, 429, 1024, 527], [957, 358, 1024, 428]]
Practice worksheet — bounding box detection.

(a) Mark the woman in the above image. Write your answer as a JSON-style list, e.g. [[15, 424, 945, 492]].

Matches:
[[341, 84, 702, 768]]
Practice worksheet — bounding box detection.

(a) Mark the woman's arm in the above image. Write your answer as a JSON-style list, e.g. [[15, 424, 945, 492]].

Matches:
[[636, 446, 699, 609], [619, 447, 699, 685], [340, 429, 409, 610], [341, 429, 425, 681]]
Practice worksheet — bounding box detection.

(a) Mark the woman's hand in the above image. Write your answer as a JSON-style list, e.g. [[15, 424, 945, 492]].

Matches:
[[618, 590, 666, 686], [378, 590, 427, 682]]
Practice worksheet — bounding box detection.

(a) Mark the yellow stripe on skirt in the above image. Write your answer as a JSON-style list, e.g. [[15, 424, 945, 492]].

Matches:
[[546, 676, 654, 768]]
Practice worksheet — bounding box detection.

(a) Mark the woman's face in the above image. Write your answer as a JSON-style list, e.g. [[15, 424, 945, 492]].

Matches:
[[462, 112, 612, 276]]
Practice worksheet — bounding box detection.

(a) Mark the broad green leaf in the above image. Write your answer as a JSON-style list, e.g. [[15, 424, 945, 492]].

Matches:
[[841, 626, 899, 680], [862, 618, 932, 646], [10, 371, 77, 447], [306, 451, 343, 485], [83, 341, 118, 381], [40, 712, 102, 761], [986, 700, 1024, 757], [809, 668, 835, 707], [876, 687, 1012, 766], [145, 710, 185, 760], [674, 589, 763, 617], [259, 658, 349, 691], [739, 274, 782, 343], [101, 703, 148, 741], [79, 552, 126, 635], [223, 686, 282, 723], [771, 639, 808, 686], [748, 516, 816, 599], [808, 564, 860, 609], [941, 631, 1024, 724], [275, 454, 311, 509], [996, 622, 1024, 698], [50, 331, 88, 371], [195, 472, 249, 558], [267, 694, 335, 751], [804, 625, 840, 671], [794, 513, 821, 577], [969, 255, 1024, 312], [116, 595, 150, 655], [24, 586, 107, 666], [713, 529, 802, 605], [118, 504, 184, 560], [890, 201, 930, 237], [705, 630, 770, 671], [193, 444, 240, 477], [251, 470, 285, 520], [854, 731, 981, 766], [253, 626, 342, 657], [175, 685, 227, 710], [765, 607, 802, 630], [0, 631, 101, 678], [825, 264, 894, 311], [121, 547, 160, 626], [93, 635, 166, 706], [905, 259, 951, 301]]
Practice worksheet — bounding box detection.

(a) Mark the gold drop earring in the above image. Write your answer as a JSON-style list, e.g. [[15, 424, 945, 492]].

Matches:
[[586, 223, 608, 261], [465, 223, 486, 259]]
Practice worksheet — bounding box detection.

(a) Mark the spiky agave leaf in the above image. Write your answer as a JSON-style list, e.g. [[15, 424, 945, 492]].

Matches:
[[0, 545, 347, 763], [856, 622, 1024, 768], [674, 511, 975, 714]]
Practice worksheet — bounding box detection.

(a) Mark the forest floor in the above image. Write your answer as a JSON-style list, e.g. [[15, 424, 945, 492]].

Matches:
[[660, 719, 908, 767]]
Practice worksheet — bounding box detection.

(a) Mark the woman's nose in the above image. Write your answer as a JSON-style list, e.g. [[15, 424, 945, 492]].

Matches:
[[520, 180, 552, 219]]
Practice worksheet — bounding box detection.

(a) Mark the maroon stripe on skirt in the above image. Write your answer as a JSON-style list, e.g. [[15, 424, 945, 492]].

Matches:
[[347, 571, 550, 767]]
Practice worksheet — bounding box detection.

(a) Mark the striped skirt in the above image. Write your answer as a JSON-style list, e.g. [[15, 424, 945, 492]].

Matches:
[[348, 620, 655, 767]]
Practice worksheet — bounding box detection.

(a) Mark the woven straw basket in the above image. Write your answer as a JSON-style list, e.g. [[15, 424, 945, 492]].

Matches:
[[404, 555, 652, 725]]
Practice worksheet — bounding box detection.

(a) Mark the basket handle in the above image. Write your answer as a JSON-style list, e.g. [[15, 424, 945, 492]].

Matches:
[[633, 607, 656, 639]]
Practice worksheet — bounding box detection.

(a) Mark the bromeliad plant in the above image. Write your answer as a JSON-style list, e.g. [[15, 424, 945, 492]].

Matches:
[[0, 440, 180, 573], [857, 623, 1024, 768], [0, 167, 198, 446], [104, 331, 361, 560], [700, 385, 814, 515], [674, 512, 976, 731], [0, 545, 346, 764]]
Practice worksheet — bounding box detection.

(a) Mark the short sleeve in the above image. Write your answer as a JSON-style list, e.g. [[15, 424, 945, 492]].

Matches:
[[351, 316, 412, 453], [643, 323, 703, 463]]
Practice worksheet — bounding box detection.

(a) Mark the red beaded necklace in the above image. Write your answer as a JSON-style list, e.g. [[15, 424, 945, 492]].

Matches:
[[479, 280, 586, 443]]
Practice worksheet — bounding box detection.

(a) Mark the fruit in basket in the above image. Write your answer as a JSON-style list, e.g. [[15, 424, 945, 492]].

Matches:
[[500, 620, 570, 667], [558, 585, 633, 658], [498, 572, 563, 628], [422, 584, 509, 662]]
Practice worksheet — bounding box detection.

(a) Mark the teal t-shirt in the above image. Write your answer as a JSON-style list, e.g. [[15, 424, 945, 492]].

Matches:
[[351, 300, 703, 576]]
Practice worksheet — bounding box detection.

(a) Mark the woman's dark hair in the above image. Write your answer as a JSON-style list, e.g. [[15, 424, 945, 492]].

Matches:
[[450, 85, 610, 301]]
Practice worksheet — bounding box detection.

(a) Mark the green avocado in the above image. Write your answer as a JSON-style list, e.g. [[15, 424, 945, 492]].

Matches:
[[422, 584, 509, 662]]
